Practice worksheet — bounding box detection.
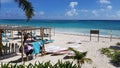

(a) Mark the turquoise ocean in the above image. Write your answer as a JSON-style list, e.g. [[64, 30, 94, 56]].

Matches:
[[0, 19, 120, 37]]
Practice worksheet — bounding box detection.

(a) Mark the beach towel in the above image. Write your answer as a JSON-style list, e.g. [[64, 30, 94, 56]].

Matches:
[[38, 41, 44, 51], [32, 42, 40, 54]]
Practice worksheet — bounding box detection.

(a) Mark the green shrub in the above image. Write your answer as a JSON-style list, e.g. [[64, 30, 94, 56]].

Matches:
[[0, 43, 3, 51], [0, 60, 78, 68], [117, 42, 120, 45], [100, 47, 120, 66], [100, 48, 110, 54], [54, 60, 78, 68], [100, 48, 114, 58], [112, 52, 120, 65]]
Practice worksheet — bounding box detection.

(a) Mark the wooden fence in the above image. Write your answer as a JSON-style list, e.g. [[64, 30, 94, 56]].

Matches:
[[0, 43, 19, 60]]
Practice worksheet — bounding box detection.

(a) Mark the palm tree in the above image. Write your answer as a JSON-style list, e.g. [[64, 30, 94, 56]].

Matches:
[[68, 47, 92, 68], [0, 0, 34, 21], [15, 0, 34, 21]]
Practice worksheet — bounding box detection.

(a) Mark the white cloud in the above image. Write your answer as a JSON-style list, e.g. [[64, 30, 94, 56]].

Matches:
[[92, 10, 99, 16], [80, 9, 88, 12], [34, 11, 45, 16], [1, 0, 12, 3], [106, 14, 116, 18], [65, 1, 78, 16], [107, 5, 112, 10], [34, 12, 37, 15], [116, 11, 120, 17], [69, 2, 78, 8], [65, 9, 78, 16], [38, 11, 44, 15], [100, 8, 105, 11], [99, 0, 110, 4]]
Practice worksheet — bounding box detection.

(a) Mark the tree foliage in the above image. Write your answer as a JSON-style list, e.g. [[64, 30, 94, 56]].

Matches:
[[15, 0, 34, 21], [68, 47, 92, 68]]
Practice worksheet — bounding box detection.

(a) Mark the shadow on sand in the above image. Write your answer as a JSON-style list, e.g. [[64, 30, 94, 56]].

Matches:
[[9, 56, 33, 63], [110, 46, 120, 50], [109, 60, 120, 67], [8, 37, 20, 40]]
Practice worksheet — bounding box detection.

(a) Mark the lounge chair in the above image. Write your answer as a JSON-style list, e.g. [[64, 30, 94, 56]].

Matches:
[[2, 37, 9, 42], [44, 39, 54, 44], [45, 45, 68, 55]]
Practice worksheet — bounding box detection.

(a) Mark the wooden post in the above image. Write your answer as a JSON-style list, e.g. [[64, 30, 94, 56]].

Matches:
[[49, 28, 51, 40], [12, 43, 14, 53], [5, 30, 6, 39], [98, 33, 99, 42], [110, 30, 112, 42], [9, 43, 11, 54], [21, 30, 24, 62], [40, 28, 45, 54], [90, 30, 99, 41], [12, 30, 13, 38], [54, 28, 55, 36], [0, 29, 2, 56], [5, 43, 7, 55], [31, 30, 32, 41], [15, 43, 17, 53], [90, 33, 91, 41], [3, 44, 5, 55], [40, 28, 44, 40]]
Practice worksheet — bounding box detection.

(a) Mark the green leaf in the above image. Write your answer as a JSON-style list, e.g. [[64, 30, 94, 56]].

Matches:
[[15, 0, 34, 22]]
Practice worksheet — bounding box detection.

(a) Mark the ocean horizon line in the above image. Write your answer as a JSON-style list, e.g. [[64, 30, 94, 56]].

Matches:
[[1, 19, 120, 21]]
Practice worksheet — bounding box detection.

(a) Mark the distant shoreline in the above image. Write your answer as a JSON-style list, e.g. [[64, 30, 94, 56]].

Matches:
[[55, 32, 120, 39]]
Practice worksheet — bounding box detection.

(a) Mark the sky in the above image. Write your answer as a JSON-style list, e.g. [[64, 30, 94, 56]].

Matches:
[[0, 0, 120, 20]]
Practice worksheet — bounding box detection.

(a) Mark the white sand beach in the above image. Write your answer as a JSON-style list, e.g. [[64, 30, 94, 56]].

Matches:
[[0, 31, 120, 68]]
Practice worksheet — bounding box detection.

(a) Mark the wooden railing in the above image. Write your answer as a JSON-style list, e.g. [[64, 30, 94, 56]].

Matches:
[[0, 43, 19, 60]]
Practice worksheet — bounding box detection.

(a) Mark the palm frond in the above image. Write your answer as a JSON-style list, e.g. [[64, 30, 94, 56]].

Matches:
[[15, 0, 34, 21], [81, 58, 92, 64], [68, 47, 87, 59], [68, 47, 80, 54], [68, 47, 92, 67]]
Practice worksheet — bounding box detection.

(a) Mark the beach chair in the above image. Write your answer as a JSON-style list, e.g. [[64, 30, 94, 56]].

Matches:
[[6, 33, 11, 37], [2, 37, 9, 42], [45, 45, 68, 55], [43, 39, 54, 44], [17, 31, 21, 38], [44, 33, 49, 37], [33, 36, 42, 41]]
